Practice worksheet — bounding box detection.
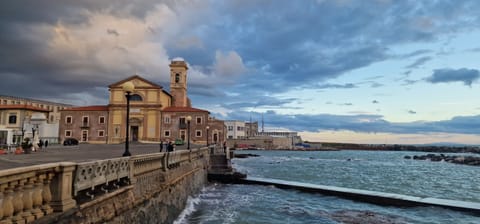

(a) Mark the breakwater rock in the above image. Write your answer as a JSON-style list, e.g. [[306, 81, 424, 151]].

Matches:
[[234, 153, 260, 158], [405, 153, 480, 166]]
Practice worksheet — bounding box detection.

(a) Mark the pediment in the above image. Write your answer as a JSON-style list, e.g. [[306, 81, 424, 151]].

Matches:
[[108, 75, 162, 89]]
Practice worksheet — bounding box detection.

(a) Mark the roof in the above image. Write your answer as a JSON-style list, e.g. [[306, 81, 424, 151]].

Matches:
[[0, 104, 50, 112], [62, 105, 109, 111], [108, 75, 163, 89], [162, 106, 209, 113]]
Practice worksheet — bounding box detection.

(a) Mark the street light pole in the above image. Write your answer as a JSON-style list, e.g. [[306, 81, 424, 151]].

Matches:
[[206, 126, 209, 147], [187, 116, 192, 150], [123, 81, 135, 157]]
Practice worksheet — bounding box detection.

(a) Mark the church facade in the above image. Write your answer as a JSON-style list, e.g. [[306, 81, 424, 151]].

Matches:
[[59, 59, 226, 145]]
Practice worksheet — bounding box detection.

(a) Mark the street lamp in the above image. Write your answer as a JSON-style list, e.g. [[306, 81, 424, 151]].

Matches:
[[186, 116, 192, 150], [206, 126, 209, 147], [123, 81, 135, 157]]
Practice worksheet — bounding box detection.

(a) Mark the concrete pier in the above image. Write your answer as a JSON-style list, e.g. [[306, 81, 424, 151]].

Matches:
[[239, 177, 480, 216]]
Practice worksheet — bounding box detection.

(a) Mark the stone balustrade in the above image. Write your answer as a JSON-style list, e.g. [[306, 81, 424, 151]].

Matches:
[[0, 148, 209, 224], [0, 162, 76, 224]]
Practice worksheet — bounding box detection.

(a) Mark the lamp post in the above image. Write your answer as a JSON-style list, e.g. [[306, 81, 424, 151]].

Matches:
[[186, 116, 192, 150], [206, 126, 209, 147], [123, 81, 135, 157]]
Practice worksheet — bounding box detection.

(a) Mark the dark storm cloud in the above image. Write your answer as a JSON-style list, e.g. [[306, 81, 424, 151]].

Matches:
[[221, 96, 298, 110], [225, 111, 480, 135], [426, 68, 480, 86]]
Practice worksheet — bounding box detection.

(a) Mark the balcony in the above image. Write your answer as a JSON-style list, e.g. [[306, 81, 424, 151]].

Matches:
[[80, 122, 89, 129], [179, 123, 187, 129]]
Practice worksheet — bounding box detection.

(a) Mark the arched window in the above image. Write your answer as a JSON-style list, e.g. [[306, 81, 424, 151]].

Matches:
[[175, 73, 180, 83], [130, 94, 143, 101]]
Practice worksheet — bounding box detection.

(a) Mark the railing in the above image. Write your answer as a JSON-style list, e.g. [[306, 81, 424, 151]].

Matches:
[[0, 148, 210, 223], [73, 157, 130, 198], [0, 162, 76, 223]]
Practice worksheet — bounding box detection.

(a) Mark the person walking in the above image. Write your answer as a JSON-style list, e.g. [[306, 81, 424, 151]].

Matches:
[[159, 141, 163, 152], [44, 140, 48, 148], [223, 141, 227, 153], [167, 141, 174, 152]]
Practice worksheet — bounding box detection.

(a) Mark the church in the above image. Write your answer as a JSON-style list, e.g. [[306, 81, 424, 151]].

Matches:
[[59, 58, 226, 145]]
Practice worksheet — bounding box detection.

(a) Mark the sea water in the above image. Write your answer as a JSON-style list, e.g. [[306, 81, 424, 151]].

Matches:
[[175, 150, 480, 223]]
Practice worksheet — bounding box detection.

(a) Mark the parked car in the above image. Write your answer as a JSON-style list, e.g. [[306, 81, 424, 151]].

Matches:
[[175, 139, 185, 145], [63, 138, 79, 146]]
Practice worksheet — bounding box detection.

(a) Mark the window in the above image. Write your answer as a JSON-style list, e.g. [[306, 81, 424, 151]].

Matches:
[[130, 94, 143, 101], [237, 126, 244, 131], [196, 130, 202, 137], [164, 116, 171, 124], [65, 130, 72, 137], [81, 130, 88, 142], [196, 116, 202, 124], [66, 116, 72, 124], [99, 116, 105, 124], [114, 126, 120, 137], [98, 130, 105, 137], [82, 116, 89, 125], [228, 135, 233, 139], [8, 114, 17, 124], [179, 117, 186, 124], [175, 73, 180, 83], [228, 126, 233, 131], [164, 130, 170, 137]]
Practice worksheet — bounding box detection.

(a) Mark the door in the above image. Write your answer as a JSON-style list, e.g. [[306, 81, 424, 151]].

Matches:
[[81, 130, 88, 142], [131, 126, 139, 142]]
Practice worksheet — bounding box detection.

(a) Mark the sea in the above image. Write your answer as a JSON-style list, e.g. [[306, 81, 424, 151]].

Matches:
[[174, 150, 480, 223]]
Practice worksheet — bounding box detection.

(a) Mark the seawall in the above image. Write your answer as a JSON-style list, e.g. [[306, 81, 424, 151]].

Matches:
[[0, 148, 210, 224]]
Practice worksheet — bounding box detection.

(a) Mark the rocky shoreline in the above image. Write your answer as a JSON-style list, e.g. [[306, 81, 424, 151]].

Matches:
[[404, 153, 480, 166]]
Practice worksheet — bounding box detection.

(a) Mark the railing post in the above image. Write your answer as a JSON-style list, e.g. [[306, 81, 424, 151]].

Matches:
[[49, 162, 76, 212]]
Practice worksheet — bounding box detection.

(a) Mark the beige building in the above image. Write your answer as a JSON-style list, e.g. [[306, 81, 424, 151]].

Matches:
[[0, 95, 71, 145], [107, 75, 172, 143]]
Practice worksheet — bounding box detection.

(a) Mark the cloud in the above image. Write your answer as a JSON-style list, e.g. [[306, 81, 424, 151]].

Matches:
[[405, 56, 432, 69], [214, 51, 247, 77], [426, 68, 480, 86], [315, 83, 357, 89], [224, 110, 480, 135], [408, 110, 416, 114], [372, 100, 379, 104]]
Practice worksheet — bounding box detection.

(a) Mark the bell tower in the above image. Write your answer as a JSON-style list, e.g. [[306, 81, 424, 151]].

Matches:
[[170, 58, 188, 107]]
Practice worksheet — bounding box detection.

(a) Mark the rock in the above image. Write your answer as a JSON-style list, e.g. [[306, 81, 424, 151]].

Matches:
[[404, 156, 411, 159]]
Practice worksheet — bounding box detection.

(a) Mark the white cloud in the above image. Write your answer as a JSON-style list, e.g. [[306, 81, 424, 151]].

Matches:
[[214, 50, 247, 77]]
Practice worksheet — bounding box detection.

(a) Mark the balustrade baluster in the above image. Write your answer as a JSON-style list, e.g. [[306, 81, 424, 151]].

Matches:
[[21, 177, 35, 223], [12, 179, 25, 224], [41, 173, 54, 215], [31, 175, 44, 219], [1, 183, 14, 223]]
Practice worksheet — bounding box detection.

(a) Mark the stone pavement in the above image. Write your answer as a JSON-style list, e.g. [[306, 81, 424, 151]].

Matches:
[[0, 143, 199, 170]]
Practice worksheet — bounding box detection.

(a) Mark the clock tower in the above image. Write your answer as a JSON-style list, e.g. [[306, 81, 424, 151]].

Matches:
[[170, 58, 189, 107]]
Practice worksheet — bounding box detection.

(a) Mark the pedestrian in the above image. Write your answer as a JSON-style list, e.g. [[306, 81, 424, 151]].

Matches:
[[223, 141, 227, 153], [38, 139, 44, 150], [159, 141, 163, 152], [44, 140, 48, 148], [167, 141, 174, 152]]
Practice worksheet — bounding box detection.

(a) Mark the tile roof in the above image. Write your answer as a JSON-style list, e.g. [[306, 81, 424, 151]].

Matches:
[[0, 104, 50, 112], [162, 106, 209, 113], [62, 105, 109, 111]]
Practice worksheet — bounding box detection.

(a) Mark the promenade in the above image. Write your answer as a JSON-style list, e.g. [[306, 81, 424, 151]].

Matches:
[[0, 143, 196, 170]]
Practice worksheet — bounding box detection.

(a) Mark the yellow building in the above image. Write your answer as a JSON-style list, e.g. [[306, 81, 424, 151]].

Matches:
[[58, 58, 225, 145], [107, 75, 172, 143]]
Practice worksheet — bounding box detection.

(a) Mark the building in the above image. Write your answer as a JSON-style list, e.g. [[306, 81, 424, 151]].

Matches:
[[58, 58, 225, 145], [225, 120, 246, 139], [59, 106, 109, 144], [0, 95, 71, 146], [245, 121, 258, 137]]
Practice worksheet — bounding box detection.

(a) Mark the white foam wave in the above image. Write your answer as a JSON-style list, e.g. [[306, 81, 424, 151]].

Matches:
[[173, 196, 201, 224]]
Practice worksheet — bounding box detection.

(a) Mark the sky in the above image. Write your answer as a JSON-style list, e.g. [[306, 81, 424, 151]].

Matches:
[[2, 0, 480, 144]]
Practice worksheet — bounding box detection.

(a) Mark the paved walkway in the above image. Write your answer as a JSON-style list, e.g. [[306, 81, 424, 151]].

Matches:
[[0, 143, 203, 170]]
